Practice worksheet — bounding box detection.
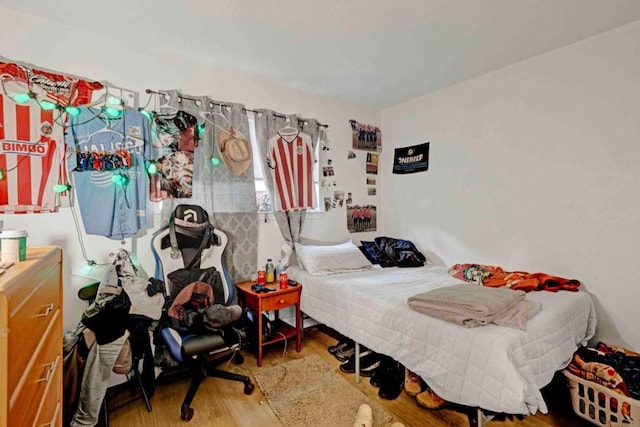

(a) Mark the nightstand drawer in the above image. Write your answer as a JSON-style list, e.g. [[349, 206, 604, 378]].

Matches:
[[262, 292, 299, 311]]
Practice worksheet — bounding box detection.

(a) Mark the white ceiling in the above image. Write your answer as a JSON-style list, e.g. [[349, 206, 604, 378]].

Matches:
[[2, 0, 640, 108]]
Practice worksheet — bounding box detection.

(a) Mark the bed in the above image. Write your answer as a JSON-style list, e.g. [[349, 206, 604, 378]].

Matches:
[[286, 263, 597, 416]]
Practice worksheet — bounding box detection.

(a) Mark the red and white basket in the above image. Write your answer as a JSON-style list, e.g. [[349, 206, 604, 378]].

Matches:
[[563, 369, 639, 426]]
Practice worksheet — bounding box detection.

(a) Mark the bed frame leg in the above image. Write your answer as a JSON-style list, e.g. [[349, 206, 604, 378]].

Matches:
[[355, 342, 360, 383], [470, 408, 494, 427]]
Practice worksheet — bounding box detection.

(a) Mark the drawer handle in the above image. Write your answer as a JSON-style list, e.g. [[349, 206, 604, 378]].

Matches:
[[38, 361, 55, 383], [38, 303, 55, 317], [279, 299, 285, 304]]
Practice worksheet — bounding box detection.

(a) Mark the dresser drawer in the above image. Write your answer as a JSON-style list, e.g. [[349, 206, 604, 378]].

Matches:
[[34, 363, 62, 427], [7, 263, 60, 392], [262, 291, 299, 311], [9, 312, 61, 426]]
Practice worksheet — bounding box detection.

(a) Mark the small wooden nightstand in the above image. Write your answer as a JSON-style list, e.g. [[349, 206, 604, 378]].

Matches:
[[235, 281, 302, 366]]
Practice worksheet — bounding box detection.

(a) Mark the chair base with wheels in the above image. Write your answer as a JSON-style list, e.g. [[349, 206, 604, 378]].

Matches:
[[159, 327, 255, 421]]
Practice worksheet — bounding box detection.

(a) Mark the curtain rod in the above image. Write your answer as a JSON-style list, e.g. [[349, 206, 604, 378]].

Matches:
[[268, 111, 329, 128], [145, 89, 232, 109], [145, 89, 328, 128]]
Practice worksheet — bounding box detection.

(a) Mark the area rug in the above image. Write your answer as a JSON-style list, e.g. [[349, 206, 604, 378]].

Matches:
[[254, 354, 393, 427]]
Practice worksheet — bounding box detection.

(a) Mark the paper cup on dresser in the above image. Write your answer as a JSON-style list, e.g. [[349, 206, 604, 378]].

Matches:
[[0, 230, 28, 262]]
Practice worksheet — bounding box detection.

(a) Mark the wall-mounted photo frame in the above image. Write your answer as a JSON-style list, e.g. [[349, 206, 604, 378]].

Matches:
[[349, 119, 381, 152], [366, 152, 379, 175], [347, 204, 377, 233]]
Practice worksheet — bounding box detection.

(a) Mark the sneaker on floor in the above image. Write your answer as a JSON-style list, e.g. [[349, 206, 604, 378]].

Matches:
[[416, 386, 446, 409], [342, 351, 381, 377], [334, 341, 357, 362], [353, 403, 373, 427], [328, 337, 353, 355], [404, 368, 422, 397]]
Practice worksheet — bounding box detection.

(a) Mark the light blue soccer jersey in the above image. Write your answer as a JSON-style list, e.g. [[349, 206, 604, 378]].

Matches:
[[66, 107, 152, 239]]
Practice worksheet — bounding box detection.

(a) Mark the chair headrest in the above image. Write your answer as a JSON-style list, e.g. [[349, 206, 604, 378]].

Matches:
[[173, 205, 210, 228]]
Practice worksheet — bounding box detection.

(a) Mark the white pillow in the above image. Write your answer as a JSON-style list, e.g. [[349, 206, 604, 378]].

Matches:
[[294, 240, 373, 276], [298, 237, 349, 246], [282, 238, 350, 269]]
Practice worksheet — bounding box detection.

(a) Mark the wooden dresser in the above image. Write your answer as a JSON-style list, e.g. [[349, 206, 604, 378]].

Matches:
[[0, 246, 63, 427]]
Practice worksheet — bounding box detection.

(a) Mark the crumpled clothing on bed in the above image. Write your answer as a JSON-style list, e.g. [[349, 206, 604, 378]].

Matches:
[[449, 263, 581, 292]]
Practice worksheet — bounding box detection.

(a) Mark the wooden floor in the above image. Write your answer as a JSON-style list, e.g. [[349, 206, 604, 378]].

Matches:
[[105, 326, 589, 427]]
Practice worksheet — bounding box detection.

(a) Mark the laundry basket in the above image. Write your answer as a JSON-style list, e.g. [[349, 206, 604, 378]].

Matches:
[[563, 369, 639, 426]]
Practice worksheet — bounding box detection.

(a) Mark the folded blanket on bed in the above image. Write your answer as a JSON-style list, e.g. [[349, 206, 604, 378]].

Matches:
[[407, 284, 541, 330]]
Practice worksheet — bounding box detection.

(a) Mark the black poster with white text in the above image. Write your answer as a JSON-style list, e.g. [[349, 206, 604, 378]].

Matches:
[[393, 142, 429, 174]]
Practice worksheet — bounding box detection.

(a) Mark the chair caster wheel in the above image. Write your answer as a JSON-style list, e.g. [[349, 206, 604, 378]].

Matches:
[[233, 353, 244, 364], [181, 405, 194, 421], [244, 382, 255, 395]]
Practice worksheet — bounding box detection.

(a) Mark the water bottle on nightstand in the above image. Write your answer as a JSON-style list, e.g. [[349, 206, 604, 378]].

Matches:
[[265, 258, 275, 283]]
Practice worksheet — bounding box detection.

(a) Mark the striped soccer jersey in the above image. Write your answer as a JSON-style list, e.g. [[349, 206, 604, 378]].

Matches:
[[0, 62, 103, 213], [0, 61, 103, 107], [0, 94, 65, 213], [267, 130, 316, 211]]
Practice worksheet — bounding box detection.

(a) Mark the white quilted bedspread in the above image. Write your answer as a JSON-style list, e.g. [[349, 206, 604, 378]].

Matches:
[[287, 265, 597, 415]]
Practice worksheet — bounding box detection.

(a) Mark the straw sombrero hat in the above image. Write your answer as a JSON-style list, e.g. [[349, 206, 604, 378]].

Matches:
[[216, 127, 251, 175]]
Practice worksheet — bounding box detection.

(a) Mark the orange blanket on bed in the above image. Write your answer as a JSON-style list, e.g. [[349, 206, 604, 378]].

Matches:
[[449, 263, 581, 292]]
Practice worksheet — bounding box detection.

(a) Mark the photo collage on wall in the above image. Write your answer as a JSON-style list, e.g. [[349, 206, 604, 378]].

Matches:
[[320, 128, 340, 210], [342, 119, 379, 232]]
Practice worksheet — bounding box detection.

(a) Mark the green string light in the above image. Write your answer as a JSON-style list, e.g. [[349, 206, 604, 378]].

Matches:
[[210, 157, 220, 166], [65, 106, 81, 116], [0, 168, 4, 181], [197, 123, 205, 135], [103, 107, 122, 117], [107, 96, 122, 105], [13, 93, 32, 104], [146, 162, 157, 175], [111, 174, 129, 186], [53, 184, 72, 193], [140, 110, 152, 122], [40, 100, 57, 110]]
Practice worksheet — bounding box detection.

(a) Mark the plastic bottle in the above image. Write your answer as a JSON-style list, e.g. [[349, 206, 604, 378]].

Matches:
[[265, 258, 275, 283], [275, 260, 282, 281]]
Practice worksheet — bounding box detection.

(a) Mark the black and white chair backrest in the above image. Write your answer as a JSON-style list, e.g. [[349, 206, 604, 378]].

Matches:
[[151, 208, 234, 305]]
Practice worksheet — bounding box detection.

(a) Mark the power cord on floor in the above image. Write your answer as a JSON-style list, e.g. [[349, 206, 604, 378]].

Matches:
[[275, 331, 288, 358], [225, 327, 244, 368]]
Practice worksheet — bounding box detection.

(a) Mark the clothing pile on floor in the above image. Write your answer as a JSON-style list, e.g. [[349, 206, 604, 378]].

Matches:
[[328, 337, 446, 409], [63, 252, 161, 427]]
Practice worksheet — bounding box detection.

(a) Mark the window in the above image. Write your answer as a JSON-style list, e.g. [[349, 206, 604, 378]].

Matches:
[[247, 117, 321, 213]]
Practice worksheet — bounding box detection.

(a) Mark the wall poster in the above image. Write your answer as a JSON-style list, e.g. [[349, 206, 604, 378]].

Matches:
[[393, 142, 429, 174], [349, 119, 381, 152], [366, 152, 379, 175], [347, 204, 377, 233]]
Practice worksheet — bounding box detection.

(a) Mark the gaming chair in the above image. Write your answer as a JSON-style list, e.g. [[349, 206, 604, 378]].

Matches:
[[151, 205, 254, 421]]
